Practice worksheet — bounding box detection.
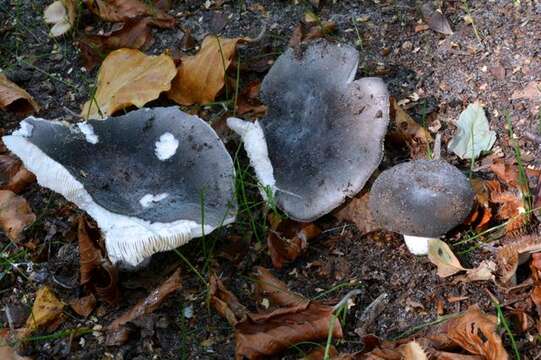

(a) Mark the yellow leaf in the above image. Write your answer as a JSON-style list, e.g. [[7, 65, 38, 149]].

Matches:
[[21, 287, 64, 338], [167, 36, 243, 106], [0, 73, 40, 115], [81, 49, 176, 119], [427, 238, 466, 278]]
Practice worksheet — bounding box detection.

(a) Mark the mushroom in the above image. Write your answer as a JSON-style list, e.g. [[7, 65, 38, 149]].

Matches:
[[2, 107, 237, 266], [227, 40, 389, 221], [368, 159, 474, 255]]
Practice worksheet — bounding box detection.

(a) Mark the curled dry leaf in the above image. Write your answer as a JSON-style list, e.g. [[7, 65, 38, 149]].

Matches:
[[235, 80, 267, 118], [84, 0, 175, 28], [0, 73, 39, 115], [209, 273, 247, 326], [254, 266, 306, 308], [107, 268, 181, 345], [420, 3, 453, 35], [462, 178, 492, 231], [288, 18, 336, 52], [334, 191, 380, 236], [69, 293, 97, 318], [81, 49, 176, 119], [446, 306, 508, 360], [167, 36, 244, 106], [402, 341, 427, 360], [496, 234, 541, 284], [44, 0, 77, 37], [428, 239, 466, 278], [267, 214, 321, 269], [0, 154, 35, 194], [78, 216, 119, 304], [0, 190, 35, 242], [389, 98, 432, 160], [210, 267, 342, 360], [20, 287, 64, 338], [78, 18, 156, 70]]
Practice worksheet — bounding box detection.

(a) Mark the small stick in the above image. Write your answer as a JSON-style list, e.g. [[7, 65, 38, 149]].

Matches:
[[433, 132, 442, 160]]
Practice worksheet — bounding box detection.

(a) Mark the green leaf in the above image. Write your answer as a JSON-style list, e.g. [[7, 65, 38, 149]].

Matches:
[[448, 102, 496, 159]]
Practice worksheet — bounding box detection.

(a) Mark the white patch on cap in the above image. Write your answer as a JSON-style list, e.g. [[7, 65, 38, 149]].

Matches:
[[139, 193, 169, 208], [77, 122, 99, 144], [154, 132, 179, 161], [12, 120, 34, 137]]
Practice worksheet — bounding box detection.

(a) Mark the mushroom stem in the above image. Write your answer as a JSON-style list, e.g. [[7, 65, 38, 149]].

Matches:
[[402, 235, 436, 255], [432, 133, 442, 160]]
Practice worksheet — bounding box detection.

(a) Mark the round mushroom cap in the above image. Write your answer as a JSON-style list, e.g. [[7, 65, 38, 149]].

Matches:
[[2, 107, 237, 266], [368, 160, 474, 237], [257, 40, 389, 221]]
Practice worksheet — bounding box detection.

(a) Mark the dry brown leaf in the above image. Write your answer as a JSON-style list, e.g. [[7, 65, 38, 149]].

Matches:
[[81, 49, 176, 119], [106, 268, 181, 345], [512, 81, 541, 114], [69, 293, 97, 318], [209, 273, 247, 326], [0, 155, 35, 194], [235, 80, 267, 118], [84, 0, 174, 28], [267, 215, 320, 269], [288, 20, 336, 52], [255, 266, 307, 308], [0, 73, 39, 115], [0, 190, 35, 242], [334, 191, 380, 236], [428, 239, 466, 278], [78, 18, 155, 70], [167, 36, 244, 106], [20, 287, 64, 338], [44, 0, 77, 37], [401, 341, 427, 360], [420, 3, 453, 35], [0, 346, 31, 360], [462, 178, 493, 231], [446, 306, 508, 360], [78, 216, 119, 304], [389, 98, 432, 159], [464, 260, 496, 282]]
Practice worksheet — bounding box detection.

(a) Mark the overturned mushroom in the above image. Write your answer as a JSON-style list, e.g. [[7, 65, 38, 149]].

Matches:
[[228, 40, 389, 221], [369, 160, 474, 255], [2, 107, 237, 266]]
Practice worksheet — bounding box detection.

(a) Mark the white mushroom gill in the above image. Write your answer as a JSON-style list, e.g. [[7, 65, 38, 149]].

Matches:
[[403, 235, 434, 256], [77, 122, 99, 144], [139, 193, 169, 208], [154, 132, 179, 161], [226, 117, 276, 197], [12, 120, 34, 137]]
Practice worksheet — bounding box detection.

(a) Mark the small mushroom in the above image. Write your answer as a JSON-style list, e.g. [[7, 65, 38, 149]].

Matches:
[[368, 159, 474, 255], [228, 40, 389, 221], [2, 107, 237, 266]]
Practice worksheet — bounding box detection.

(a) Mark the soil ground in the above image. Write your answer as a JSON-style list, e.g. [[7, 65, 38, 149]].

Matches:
[[1, 0, 541, 359]]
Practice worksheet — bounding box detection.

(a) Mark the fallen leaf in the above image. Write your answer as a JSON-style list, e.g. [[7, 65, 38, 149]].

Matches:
[[210, 268, 343, 360], [78, 216, 119, 304], [462, 178, 492, 231], [448, 102, 496, 160], [389, 98, 432, 159], [402, 341, 427, 360], [497, 234, 541, 284], [0, 155, 35, 194], [0, 346, 31, 360], [334, 191, 380, 236], [511, 80, 541, 112], [428, 239, 466, 278], [288, 19, 336, 52], [69, 293, 97, 318], [0, 190, 35, 242], [209, 273, 247, 326], [81, 49, 176, 119], [464, 260, 496, 282], [84, 0, 175, 28], [44, 0, 77, 37], [267, 215, 320, 269], [235, 80, 267, 118], [168, 36, 244, 106], [0, 73, 40, 115], [254, 266, 306, 308], [420, 3, 453, 35], [20, 287, 64, 338], [107, 268, 181, 345], [446, 306, 508, 360], [78, 18, 156, 70]]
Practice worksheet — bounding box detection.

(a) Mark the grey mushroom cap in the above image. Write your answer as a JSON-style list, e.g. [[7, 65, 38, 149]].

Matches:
[[2, 107, 237, 266], [233, 40, 389, 222], [368, 159, 475, 237]]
